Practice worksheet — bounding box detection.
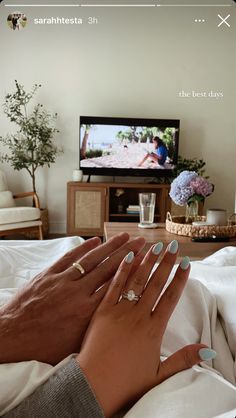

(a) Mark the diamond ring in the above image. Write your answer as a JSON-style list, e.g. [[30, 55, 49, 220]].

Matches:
[[72, 262, 85, 275], [122, 289, 141, 302]]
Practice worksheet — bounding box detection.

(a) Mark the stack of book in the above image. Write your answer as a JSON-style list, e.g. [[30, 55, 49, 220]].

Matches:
[[126, 205, 140, 214]]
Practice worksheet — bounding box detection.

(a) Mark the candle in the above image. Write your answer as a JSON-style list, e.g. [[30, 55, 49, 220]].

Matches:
[[72, 169, 83, 182]]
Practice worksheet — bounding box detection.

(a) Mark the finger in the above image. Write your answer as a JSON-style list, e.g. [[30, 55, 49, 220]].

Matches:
[[92, 281, 110, 302], [119, 242, 163, 307], [129, 252, 145, 276], [157, 344, 217, 384], [140, 240, 179, 311], [152, 256, 190, 333], [84, 236, 146, 293], [99, 251, 135, 308], [47, 237, 101, 274], [83, 282, 111, 317], [64, 233, 130, 280]]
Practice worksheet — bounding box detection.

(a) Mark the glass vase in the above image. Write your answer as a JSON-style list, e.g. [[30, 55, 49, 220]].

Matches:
[[185, 200, 199, 224]]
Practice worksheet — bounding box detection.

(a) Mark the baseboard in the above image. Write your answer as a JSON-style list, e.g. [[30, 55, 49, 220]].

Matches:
[[48, 233, 67, 239], [49, 222, 66, 235]]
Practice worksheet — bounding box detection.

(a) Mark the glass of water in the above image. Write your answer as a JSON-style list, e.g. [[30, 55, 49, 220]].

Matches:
[[139, 193, 156, 225]]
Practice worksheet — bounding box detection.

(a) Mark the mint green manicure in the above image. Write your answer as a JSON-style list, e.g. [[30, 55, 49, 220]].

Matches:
[[125, 251, 134, 264], [152, 242, 163, 255], [180, 256, 190, 270], [168, 240, 178, 254], [199, 348, 217, 361]]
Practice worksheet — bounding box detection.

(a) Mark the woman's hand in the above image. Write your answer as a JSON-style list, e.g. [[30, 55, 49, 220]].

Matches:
[[77, 240, 216, 417], [0, 233, 145, 365]]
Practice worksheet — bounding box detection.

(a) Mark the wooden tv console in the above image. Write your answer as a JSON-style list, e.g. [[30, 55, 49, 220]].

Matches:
[[67, 182, 171, 237]]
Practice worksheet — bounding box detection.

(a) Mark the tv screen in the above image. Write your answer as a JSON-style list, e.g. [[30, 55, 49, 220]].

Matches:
[[79, 116, 179, 177]]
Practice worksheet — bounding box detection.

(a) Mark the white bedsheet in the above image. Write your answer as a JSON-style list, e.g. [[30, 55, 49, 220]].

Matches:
[[0, 238, 236, 417]]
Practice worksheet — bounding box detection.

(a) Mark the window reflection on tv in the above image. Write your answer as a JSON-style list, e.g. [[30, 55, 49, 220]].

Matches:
[[79, 117, 179, 177]]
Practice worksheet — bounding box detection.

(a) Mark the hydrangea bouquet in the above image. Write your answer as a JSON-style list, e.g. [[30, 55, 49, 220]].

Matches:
[[170, 170, 213, 206]]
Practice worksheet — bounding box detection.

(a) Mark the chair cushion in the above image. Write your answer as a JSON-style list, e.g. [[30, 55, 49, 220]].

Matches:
[[0, 220, 42, 231], [0, 171, 8, 192], [0, 191, 16, 209], [0, 207, 41, 225]]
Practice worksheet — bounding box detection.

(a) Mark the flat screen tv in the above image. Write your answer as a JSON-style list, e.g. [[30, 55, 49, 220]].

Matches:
[[79, 116, 179, 178]]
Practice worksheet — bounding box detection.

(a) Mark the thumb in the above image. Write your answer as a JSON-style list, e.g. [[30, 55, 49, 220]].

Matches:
[[158, 344, 217, 383]]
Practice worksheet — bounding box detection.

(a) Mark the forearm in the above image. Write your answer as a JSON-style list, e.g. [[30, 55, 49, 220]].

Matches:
[[3, 358, 104, 418]]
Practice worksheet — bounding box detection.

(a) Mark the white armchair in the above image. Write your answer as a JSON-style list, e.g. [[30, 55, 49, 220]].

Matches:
[[0, 170, 43, 239]]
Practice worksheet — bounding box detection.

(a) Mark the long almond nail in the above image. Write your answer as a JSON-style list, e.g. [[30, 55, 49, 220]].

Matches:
[[125, 252, 134, 264], [152, 242, 163, 255], [168, 240, 178, 254], [199, 348, 217, 361], [180, 256, 190, 270]]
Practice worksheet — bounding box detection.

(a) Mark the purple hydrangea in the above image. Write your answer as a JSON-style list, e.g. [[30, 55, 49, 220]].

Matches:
[[169, 170, 213, 206], [190, 177, 213, 197]]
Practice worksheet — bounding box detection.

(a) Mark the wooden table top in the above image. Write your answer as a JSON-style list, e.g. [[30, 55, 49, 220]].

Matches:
[[104, 222, 236, 260]]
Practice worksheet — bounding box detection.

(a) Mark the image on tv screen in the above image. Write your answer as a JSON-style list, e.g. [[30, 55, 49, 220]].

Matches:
[[80, 124, 178, 170]]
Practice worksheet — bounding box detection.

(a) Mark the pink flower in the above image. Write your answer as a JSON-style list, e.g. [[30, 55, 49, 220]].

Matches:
[[190, 176, 213, 197]]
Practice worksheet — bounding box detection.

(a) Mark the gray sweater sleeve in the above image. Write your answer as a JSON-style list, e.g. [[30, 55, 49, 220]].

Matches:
[[3, 358, 105, 418]]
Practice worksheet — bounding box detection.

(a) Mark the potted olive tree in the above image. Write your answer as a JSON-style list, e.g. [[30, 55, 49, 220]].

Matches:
[[0, 80, 63, 236]]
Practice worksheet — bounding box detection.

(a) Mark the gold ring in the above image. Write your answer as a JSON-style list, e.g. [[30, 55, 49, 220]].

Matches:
[[72, 262, 85, 275]]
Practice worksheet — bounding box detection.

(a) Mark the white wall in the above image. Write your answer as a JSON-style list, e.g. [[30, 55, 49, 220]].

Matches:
[[0, 2, 235, 233]]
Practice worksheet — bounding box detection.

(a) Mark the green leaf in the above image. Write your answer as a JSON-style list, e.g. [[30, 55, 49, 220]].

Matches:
[[187, 194, 204, 204]]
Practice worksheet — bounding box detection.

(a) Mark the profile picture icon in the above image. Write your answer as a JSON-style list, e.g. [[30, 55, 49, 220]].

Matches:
[[7, 12, 27, 30]]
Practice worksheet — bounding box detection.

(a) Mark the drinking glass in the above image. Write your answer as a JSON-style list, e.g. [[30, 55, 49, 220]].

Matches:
[[139, 193, 156, 225]]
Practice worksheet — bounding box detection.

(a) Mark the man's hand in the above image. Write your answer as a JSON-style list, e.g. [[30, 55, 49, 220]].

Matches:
[[0, 233, 145, 365]]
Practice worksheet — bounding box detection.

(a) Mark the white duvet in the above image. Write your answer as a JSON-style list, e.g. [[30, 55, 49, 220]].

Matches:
[[0, 238, 236, 417]]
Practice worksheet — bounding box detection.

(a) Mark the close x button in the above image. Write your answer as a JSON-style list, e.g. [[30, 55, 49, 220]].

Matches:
[[217, 14, 231, 28]]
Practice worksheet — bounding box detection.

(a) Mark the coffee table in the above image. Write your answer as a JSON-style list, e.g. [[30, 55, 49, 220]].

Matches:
[[104, 222, 236, 260]]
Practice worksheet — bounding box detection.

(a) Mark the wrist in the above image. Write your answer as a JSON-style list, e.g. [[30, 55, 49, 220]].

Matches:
[[76, 353, 120, 418]]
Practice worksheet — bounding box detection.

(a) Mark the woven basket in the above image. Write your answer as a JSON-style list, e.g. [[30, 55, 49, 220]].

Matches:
[[166, 212, 236, 238]]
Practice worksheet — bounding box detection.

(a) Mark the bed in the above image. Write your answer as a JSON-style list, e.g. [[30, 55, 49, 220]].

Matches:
[[0, 237, 236, 417]]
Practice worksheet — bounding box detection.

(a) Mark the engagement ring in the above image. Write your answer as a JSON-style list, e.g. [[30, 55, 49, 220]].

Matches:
[[122, 290, 140, 302]]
